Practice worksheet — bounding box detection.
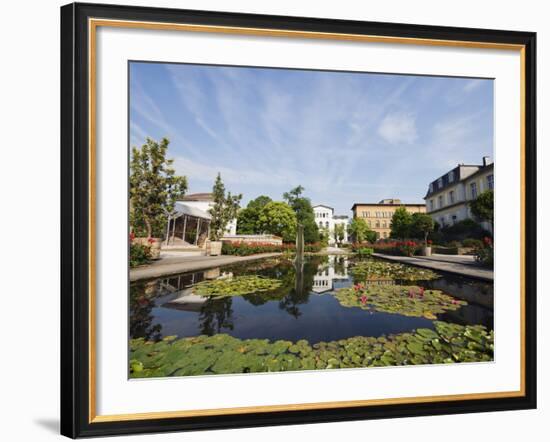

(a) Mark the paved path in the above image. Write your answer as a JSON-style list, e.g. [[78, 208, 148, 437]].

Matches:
[[372, 253, 493, 281], [130, 253, 281, 282]]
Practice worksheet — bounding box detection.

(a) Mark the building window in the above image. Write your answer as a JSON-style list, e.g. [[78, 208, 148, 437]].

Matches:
[[383, 232, 388, 238], [429, 199, 434, 211], [376, 221, 380, 228], [438, 195, 444, 208], [449, 190, 455, 204], [470, 182, 478, 199], [487, 174, 494, 190], [448, 170, 454, 182], [318, 221, 322, 227], [452, 214, 457, 224], [429, 183, 433, 193], [325, 221, 329, 228], [437, 177, 443, 188], [382, 221, 386, 228], [439, 217, 445, 227]]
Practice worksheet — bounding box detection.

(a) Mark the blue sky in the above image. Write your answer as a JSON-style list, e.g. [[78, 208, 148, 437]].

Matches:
[[130, 62, 493, 216]]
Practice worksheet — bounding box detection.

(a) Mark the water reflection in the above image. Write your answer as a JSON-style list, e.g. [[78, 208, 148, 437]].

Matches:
[[130, 256, 494, 343]]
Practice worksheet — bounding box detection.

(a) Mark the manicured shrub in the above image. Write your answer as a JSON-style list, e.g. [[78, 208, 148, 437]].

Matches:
[[462, 238, 483, 249], [221, 241, 323, 256]]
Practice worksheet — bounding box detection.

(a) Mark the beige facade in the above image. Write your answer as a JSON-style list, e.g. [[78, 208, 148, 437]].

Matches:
[[351, 199, 426, 239], [424, 157, 494, 232]]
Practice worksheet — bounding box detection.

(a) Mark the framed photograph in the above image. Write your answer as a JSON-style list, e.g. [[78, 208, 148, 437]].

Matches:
[[60, 2, 537, 438]]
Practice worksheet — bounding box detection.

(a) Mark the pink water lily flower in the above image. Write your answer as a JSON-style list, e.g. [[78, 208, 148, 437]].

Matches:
[[360, 295, 368, 305]]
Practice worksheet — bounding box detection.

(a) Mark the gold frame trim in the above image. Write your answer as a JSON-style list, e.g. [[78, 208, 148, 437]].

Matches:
[[88, 18, 527, 424]]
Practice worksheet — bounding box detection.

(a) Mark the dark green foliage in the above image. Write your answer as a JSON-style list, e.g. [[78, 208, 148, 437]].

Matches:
[[209, 173, 242, 240], [469, 190, 494, 228], [348, 218, 376, 243], [411, 212, 435, 244], [129, 243, 151, 267], [236, 195, 272, 234], [130, 137, 188, 238], [390, 207, 413, 239], [283, 186, 320, 244]]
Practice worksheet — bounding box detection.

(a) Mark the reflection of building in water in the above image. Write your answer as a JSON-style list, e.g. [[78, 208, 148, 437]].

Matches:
[[312, 256, 349, 293], [158, 267, 233, 312]]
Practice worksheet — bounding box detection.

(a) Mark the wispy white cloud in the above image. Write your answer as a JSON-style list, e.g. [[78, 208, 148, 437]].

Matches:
[[378, 112, 418, 145]]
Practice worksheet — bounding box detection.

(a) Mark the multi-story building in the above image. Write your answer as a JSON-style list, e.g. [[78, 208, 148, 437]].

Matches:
[[350, 199, 426, 240], [313, 205, 350, 245], [424, 157, 494, 232]]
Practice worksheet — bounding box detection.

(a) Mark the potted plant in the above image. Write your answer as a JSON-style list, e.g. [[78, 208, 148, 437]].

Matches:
[[412, 213, 435, 257]]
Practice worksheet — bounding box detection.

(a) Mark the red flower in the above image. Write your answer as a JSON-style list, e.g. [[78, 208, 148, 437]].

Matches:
[[427, 239, 433, 245], [147, 237, 155, 244], [483, 237, 492, 246], [360, 295, 367, 305], [129, 232, 135, 241], [418, 287, 425, 297]]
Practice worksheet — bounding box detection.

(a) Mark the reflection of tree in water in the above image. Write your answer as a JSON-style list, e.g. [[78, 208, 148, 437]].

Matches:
[[129, 281, 163, 341], [277, 258, 319, 318], [198, 298, 235, 335]]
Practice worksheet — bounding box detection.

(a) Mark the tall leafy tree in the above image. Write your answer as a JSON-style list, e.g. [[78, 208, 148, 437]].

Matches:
[[129, 137, 187, 238], [390, 207, 413, 239], [348, 218, 376, 243], [236, 195, 272, 234], [209, 173, 242, 241], [469, 190, 494, 230], [257, 201, 297, 242], [283, 185, 320, 243]]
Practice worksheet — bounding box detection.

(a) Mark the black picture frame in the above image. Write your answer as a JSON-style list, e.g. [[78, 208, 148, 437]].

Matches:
[[61, 2, 537, 438]]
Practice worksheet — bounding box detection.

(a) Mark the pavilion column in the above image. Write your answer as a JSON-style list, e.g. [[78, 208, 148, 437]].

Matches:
[[182, 215, 187, 242], [171, 216, 177, 242], [195, 218, 201, 245]]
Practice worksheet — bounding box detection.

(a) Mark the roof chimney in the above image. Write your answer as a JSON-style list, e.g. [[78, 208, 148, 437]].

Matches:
[[483, 156, 492, 167]]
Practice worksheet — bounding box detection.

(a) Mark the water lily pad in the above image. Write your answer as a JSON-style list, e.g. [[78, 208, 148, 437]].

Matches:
[[335, 284, 467, 318], [129, 322, 493, 378], [351, 259, 440, 282], [193, 275, 283, 297]]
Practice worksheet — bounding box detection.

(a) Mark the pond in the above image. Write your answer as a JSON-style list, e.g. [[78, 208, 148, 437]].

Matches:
[[130, 255, 493, 344]]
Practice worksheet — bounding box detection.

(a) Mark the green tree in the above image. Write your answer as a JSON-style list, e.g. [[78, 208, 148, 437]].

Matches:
[[209, 173, 242, 241], [348, 218, 376, 243], [469, 190, 494, 230], [257, 201, 297, 241], [283, 185, 319, 243], [129, 137, 187, 238], [411, 212, 435, 245], [334, 223, 346, 245], [390, 207, 413, 239], [236, 195, 272, 234]]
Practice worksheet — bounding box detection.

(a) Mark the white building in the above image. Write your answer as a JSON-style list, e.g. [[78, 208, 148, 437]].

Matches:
[[313, 205, 350, 245], [424, 157, 494, 232]]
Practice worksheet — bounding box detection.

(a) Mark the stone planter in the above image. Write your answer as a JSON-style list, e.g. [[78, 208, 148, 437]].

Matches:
[[134, 237, 162, 260], [421, 246, 432, 257], [207, 241, 223, 256]]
